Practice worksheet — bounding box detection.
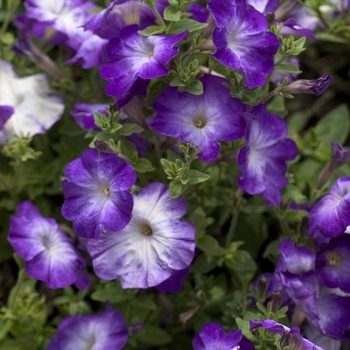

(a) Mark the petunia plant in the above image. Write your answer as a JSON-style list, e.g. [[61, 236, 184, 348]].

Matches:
[[1, 0, 350, 349]]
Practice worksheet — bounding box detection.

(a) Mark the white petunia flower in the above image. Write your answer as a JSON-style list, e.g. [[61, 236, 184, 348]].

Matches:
[[0, 59, 64, 144]]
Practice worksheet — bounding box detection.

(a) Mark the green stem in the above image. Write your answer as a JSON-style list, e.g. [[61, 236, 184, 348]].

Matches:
[[225, 194, 243, 247], [275, 208, 292, 238], [0, 8, 13, 36]]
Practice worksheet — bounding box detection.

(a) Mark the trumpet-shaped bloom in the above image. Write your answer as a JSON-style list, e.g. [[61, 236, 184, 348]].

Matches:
[[48, 308, 128, 350], [8, 201, 90, 290], [23, 0, 95, 50], [237, 104, 298, 206], [62, 149, 136, 239], [250, 319, 323, 350], [0, 59, 64, 144], [100, 25, 187, 98], [208, 0, 279, 89], [87, 182, 196, 289], [316, 234, 350, 293], [308, 177, 350, 239], [193, 323, 255, 350], [152, 74, 246, 162]]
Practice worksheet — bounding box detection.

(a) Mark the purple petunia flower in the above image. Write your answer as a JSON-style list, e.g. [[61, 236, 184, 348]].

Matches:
[[100, 25, 187, 99], [237, 104, 298, 206], [84, 0, 157, 39], [62, 149, 136, 239], [246, 0, 279, 15], [70, 102, 109, 131], [308, 177, 350, 239], [8, 201, 90, 290], [316, 234, 350, 293], [208, 0, 279, 89], [22, 0, 96, 50], [0, 59, 64, 144], [87, 182, 196, 289], [282, 75, 332, 96], [193, 322, 255, 350], [250, 319, 324, 350], [155, 266, 189, 293], [152, 74, 246, 162], [47, 307, 128, 350]]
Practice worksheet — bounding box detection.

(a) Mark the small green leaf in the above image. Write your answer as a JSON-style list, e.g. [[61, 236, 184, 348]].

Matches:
[[283, 184, 307, 205], [130, 295, 157, 310], [191, 253, 217, 273], [276, 63, 302, 74], [188, 169, 210, 185], [164, 5, 181, 21], [169, 179, 187, 198], [117, 123, 144, 136], [170, 19, 207, 34], [133, 158, 155, 173], [197, 235, 223, 257], [136, 323, 173, 346], [182, 80, 203, 95], [138, 25, 164, 36], [91, 286, 136, 303], [284, 209, 309, 222]]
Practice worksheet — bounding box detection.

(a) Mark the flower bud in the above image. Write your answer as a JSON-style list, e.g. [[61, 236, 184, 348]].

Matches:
[[281, 74, 332, 96]]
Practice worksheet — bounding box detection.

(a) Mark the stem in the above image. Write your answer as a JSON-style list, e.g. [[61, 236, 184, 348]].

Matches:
[[149, 3, 167, 29], [225, 190, 243, 247], [275, 207, 292, 238], [0, 8, 12, 36]]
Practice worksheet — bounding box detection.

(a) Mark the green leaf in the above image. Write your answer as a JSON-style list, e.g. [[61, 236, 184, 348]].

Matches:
[[188, 169, 210, 185], [276, 63, 302, 74], [316, 32, 349, 44], [136, 323, 173, 346], [169, 179, 187, 198], [170, 19, 207, 34], [91, 286, 136, 303], [130, 295, 157, 310], [305, 104, 350, 161], [284, 209, 309, 222], [191, 253, 217, 273], [267, 95, 287, 118], [117, 124, 144, 136], [283, 184, 308, 205], [0, 320, 12, 342], [225, 250, 257, 286], [138, 25, 164, 36], [196, 235, 223, 257], [164, 5, 181, 21], [182, 80, 203, 95], [133, 158, 155, 173], [263, 239, 282, 262]]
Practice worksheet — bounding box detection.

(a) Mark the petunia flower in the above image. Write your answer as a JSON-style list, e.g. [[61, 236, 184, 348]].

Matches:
[[250, 319, 324, 350], [208, 0, 279, 89], [316, 234, 350, 293], [87, 182, 196, 289], [22, 0, 96, 50], [47, 307, 128, 350], [308, 177, 350, 239], [152, 74, 246, 163], [8, 201, 90, 290], [281, 75, 332, 96], [237, 104, 298, 206], [62, 149, 137, 239], [100, 25, 187, 99], [193, 323, 255, 350], [0, 59, 64, 144], [70, 103, 109, 131]]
